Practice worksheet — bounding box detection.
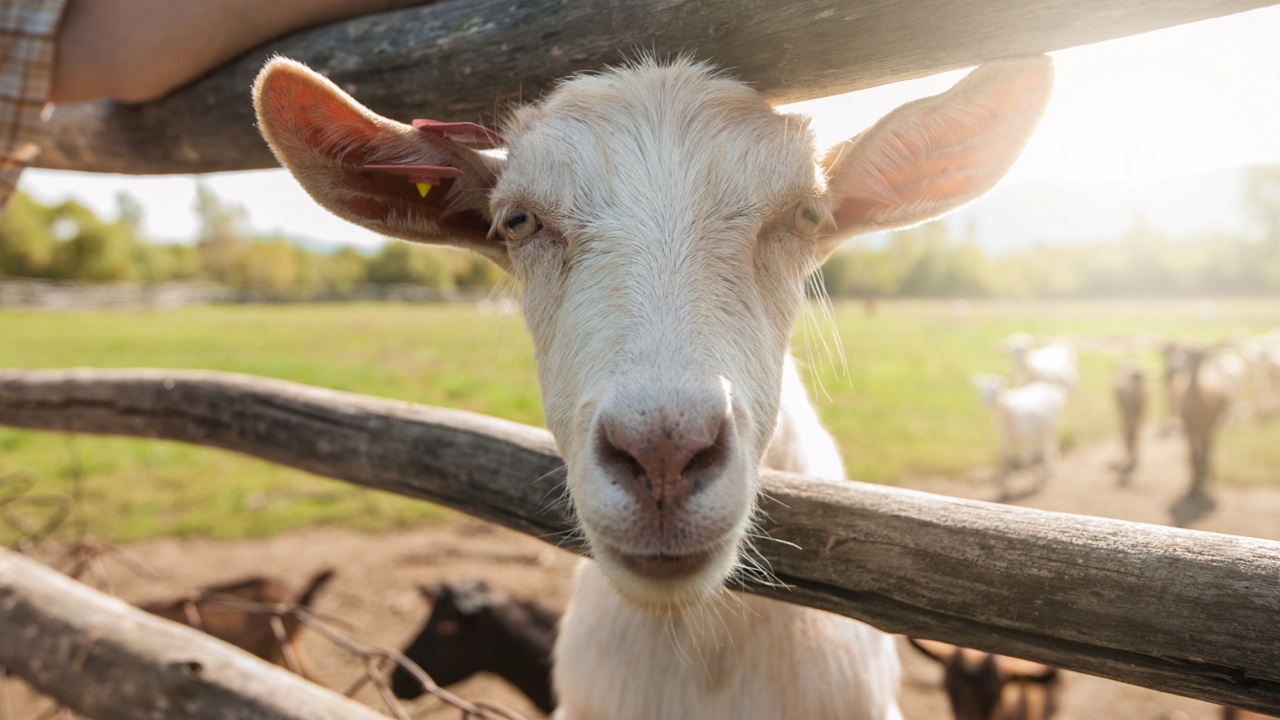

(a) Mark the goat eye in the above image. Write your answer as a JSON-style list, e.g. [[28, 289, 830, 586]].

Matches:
[[502, 209, 542, 242], [792, 202, 822, 235]]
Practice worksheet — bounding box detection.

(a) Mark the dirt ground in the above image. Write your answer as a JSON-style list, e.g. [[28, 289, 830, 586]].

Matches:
[[7, 425, 1278, 720]]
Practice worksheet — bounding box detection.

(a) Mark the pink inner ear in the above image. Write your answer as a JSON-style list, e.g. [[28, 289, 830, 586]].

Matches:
[[258, 67, 384, 159], [413, 119, 504, 145], [363, 164, 465, 184]]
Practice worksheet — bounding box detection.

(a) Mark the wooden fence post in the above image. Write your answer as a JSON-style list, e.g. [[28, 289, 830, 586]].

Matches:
[[32, 0, 1278, 173]]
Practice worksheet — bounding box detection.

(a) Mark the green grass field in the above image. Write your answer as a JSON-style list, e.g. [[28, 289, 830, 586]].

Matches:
[[2, 298, 1277, 544]]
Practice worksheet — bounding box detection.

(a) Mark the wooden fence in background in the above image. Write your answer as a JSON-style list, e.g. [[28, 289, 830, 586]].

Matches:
[[0, 278, 507, 309]]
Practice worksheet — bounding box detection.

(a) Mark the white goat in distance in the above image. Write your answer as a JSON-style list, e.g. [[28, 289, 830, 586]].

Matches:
[[972, 373, 1066, 499], [255, 55, 1053, 720]]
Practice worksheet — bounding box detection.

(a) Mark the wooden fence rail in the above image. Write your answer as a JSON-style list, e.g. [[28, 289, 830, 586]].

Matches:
[[33, 0, 1278, 174], [0, 547, 389, 720], [1, 368, 1278, 715]]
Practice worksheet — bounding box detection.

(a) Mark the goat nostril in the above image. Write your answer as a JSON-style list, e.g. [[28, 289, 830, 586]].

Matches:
[[595, 428, 649, 490], [685, 429, 726, 476]]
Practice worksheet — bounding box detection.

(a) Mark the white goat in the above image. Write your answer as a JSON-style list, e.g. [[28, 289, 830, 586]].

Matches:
[[1001, 334, 1077, 394], [255, 55, 1052, 720], [972, 374, 1066, 498]]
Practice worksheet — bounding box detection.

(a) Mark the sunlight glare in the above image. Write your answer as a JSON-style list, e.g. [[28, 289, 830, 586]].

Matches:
[[1023, 45, 1263, 183], [787, 5, 1280, 186]]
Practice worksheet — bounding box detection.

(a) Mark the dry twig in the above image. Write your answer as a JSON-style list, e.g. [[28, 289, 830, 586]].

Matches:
[[60, 535, 158, 594], [0, 470, 71, 552], [295, 608, 530, 720]]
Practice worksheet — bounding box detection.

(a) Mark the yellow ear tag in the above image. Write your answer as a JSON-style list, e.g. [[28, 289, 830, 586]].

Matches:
[[415, 182, 433, 198]]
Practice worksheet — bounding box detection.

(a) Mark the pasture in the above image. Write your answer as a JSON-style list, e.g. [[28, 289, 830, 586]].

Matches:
[[1, 297, 1278, 544]]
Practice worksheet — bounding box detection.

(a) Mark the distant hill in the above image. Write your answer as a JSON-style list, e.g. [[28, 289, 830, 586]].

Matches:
[[935, 166, 1252, 255]]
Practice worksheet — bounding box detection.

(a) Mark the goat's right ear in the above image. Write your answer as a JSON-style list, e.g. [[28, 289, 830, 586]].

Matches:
[[254, 58, 508, 269], [418, 584, 440, 605]]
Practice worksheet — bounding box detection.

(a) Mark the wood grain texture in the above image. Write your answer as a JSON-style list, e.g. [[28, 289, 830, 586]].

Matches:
[[0, 547, 391, 720], [1, 368, 1278, 714], [33, 0, 1278, 173]]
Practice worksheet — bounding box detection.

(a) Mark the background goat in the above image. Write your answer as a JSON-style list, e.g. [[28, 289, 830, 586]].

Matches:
[[141, 567, 333, 677], [909, 638, 1061, 720], [1172, 345, 1233, 502], [1111, 362, 1146, 484], [972, 373, 1066, 499], [391, 580, 559, 714], [255, 54, 1052, 719]]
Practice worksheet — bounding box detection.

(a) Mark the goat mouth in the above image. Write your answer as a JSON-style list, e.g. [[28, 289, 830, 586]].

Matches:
[[607, 545, 720, 580]]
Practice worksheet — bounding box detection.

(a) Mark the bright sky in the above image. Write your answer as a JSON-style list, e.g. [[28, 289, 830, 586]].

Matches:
[[18, 4, 1280, 248]]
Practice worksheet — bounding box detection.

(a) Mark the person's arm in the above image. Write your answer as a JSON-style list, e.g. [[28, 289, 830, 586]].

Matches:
[[50, 0, 430, 104]]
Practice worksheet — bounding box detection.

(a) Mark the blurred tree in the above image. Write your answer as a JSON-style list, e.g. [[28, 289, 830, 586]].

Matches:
[[324, 246, 370, 297], [194, 183, 249, 283], [240, 236, 300, 295], [48, 199, 141, 280], [821, 245, 894, 298], [890, 220, 988, 297], [116, 193, 145, 235], [366, 241, 455, 289], [145, 242, 203, 281], [0, 192, 56, 277], [455, 253, 504, 288], [1244, 165, 1280, 253], [1117, 213, 1175, 295]]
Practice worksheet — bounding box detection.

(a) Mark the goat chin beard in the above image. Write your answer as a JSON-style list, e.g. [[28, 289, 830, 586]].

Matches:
[[586, 531, 744, 611]]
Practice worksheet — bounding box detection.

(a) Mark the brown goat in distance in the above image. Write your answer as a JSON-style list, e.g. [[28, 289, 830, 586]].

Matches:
[[141, 568, 334, 677], [1111, 362, 1146, 484], [1172, 345, 1233, 502], [391, 580, 559, 714], [909, 638, 1061, 720]]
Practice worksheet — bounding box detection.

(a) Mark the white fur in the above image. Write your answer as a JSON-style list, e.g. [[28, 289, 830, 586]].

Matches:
[[553, 360, 901, 720], [555, 563, 901, 720]]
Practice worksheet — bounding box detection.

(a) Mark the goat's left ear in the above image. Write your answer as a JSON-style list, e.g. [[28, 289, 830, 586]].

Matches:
[[820, 56, 1052, 252], [997, 657, 1060, 683], [908, 637, 959, 665], [254, 58, 509, 269]]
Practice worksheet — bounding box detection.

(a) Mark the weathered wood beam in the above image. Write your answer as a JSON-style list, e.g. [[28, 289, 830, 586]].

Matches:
[[1, 368, 1278, 715], [0, 546, 392, 720], [33, 0, 1279, 174]]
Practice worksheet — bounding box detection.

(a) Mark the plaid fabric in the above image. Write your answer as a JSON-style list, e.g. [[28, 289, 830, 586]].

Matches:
[[0, 0, 67, 209]]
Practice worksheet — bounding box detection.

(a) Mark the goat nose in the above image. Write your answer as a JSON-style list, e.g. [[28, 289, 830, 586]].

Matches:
[[596, 409, 730, 510]]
